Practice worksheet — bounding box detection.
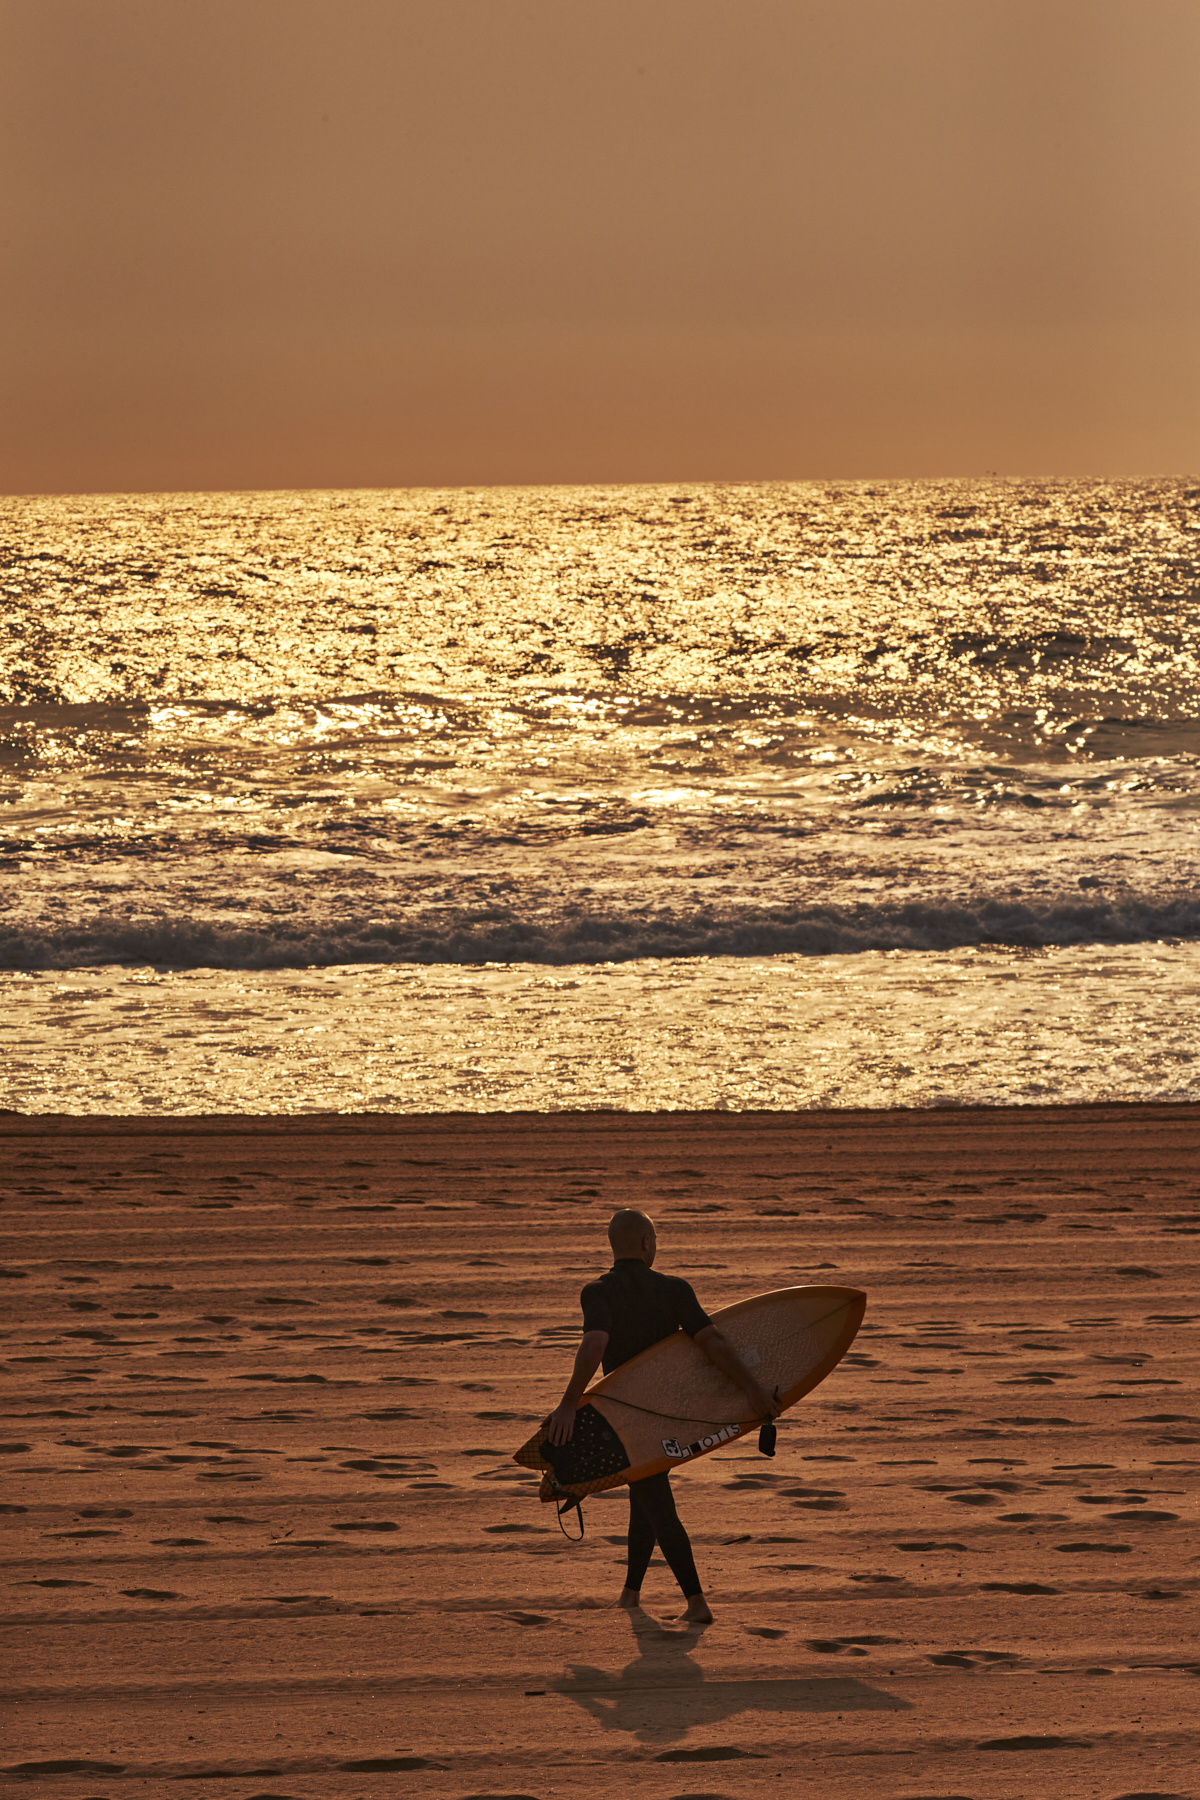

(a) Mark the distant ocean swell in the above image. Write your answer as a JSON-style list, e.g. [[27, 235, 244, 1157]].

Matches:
[[5, 890, 1200, 970]]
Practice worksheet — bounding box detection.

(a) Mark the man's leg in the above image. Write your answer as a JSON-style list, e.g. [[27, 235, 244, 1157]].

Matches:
[[618, 1483, 658, 1608], [624, 1472, 712, 1621]]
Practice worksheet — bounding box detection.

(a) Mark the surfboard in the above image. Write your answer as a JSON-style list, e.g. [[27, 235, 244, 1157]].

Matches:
[[513, 1283, 866, 1503]]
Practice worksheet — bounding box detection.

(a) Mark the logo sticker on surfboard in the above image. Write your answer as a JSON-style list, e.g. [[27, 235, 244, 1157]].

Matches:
[[661, 1423, 741, 1459]]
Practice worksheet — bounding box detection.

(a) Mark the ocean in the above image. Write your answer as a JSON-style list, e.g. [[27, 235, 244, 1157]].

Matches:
[[3, 477, 1199, 1113]]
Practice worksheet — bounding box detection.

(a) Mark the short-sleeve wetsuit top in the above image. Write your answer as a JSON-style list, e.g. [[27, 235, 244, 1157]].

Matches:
[[580, 1258, 712, 1373]]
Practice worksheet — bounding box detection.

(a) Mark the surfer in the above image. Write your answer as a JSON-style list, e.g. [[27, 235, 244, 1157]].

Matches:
[[546, 1208, 781, 1624]]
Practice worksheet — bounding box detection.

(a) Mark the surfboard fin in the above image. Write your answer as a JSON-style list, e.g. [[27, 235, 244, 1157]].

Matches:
[[758, 1387, 781, 1456]]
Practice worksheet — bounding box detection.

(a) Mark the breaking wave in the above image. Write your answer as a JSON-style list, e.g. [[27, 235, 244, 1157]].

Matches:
[[5, 891, 1200, 970]]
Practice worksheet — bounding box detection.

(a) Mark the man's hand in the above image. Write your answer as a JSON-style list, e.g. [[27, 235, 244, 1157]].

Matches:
[[545, 1330, 607, 1449], [545, 1400, 578, 1446], [744, 1380, 783, 1420]]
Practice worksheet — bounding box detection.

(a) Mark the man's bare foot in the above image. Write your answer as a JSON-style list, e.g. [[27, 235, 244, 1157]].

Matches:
[[616, 1587, 643, 1610], [679, 1594, 714, 1624]]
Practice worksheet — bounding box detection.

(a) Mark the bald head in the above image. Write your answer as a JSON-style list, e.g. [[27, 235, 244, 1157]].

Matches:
[[608, 1209, 657, 1264]]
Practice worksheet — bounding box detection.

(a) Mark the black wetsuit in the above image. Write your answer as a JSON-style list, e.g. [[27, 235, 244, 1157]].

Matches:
[[580, 1258, 712, 1599]]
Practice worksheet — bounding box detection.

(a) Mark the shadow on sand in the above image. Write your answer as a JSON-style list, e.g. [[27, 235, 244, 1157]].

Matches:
[[551, 1609, 912, 1747]]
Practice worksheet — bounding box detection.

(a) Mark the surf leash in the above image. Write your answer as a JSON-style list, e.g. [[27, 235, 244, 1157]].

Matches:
[[553, 1490, 585, 1540], [538, 1438, 591, 1538], [540, 1455, 587, 1537]]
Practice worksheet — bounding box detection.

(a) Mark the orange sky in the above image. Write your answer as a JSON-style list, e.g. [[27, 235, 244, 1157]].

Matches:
[[3, 0, 1197, 494]]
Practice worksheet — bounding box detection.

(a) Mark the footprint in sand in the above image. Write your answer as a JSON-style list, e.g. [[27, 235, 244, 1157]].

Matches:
[[1053, 1542, 1132, 1554], [744, 1626, 787, 1639], [654, 1747, 764, 1764], [330, 1520, 399, 1533], [121, 1588, 180, 1601], [1107, 1791, 1187, 1799], [6, 1763, 127, 1778], [981, 1581, 1059, 1595], [930, 1650, 1019, 1668], [895, 1541, 967, 1553], [339, 1458, 420, 1472], [46, 1528, 121, 1539], [977, 1734, 1092, 1750], [1077, 1494, 1144, 1504], [661, 1792, 742, 1800], [340, 1756, 445, 1772]]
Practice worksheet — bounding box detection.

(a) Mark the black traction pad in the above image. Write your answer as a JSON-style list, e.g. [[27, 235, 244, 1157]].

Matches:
[[528, 1403, 631, 1492]]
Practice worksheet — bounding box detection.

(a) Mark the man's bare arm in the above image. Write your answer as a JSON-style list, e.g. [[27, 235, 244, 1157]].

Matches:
[[693, 1324, 782, 1418], [545, 1329, 608, 1445]]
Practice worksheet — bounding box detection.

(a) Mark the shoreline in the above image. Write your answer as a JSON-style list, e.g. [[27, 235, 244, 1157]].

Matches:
[[6, 1094, 1200, 1119]]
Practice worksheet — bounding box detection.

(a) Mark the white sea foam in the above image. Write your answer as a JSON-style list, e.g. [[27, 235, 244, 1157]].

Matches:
[[2, 478, 1197, 1107], [2, 944, 1198, 1115]]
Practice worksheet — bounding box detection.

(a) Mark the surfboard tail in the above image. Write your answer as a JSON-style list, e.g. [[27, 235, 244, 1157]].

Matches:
[[516, 1403, 634, 1502]]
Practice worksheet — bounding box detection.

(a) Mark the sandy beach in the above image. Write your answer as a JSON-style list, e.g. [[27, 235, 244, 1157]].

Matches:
[[3, 1104, 1198, 1798]]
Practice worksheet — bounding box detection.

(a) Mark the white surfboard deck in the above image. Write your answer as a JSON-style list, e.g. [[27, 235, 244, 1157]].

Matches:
[[514, 1283, 866, 1499]]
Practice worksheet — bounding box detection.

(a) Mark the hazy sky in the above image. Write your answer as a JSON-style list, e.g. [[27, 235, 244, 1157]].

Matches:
[[3, 0, 1197, 493]]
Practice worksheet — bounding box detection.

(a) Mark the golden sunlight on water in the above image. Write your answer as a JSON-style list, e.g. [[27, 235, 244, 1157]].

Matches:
[[3, 944, 1199, 1114], [2, 478, 1198, 1111], [5, 481, 1199, 728]]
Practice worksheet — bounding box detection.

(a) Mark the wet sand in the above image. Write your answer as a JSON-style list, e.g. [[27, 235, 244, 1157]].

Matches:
[[3, 1105, 1198, 1798]]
